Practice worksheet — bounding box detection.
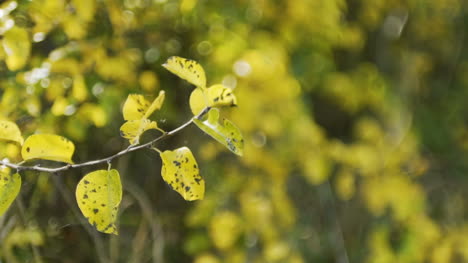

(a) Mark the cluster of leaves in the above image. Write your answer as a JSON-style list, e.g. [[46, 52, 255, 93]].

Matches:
[[0, 56, 244, 235]]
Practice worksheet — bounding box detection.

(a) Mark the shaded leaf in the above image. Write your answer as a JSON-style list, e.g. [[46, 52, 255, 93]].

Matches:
[[189, 84, 237, 115], [0, 120, 24, 145], [162, 56, 206, 88], [193, 108, 244, 156], [0, 170, 21, 216], [76, 169, 122, 235], [160, 147, 204, 201], [120, 119, 158, 145], [21, 134, 75, 163]]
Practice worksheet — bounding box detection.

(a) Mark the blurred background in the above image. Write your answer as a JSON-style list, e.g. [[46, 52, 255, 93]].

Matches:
[[1, 0, 468, 262]]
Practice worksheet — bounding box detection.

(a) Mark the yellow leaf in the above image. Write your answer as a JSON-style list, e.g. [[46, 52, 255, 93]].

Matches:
[[51, 96, 68, 116], [144, 90, 165, 119], [209, 211, 242, 250], [71, 0, 96, 22], [180, 0, 198, 14], [21, 134, 75, 163], [189, 84, 237, 115], [0, 120, 24, 145], [160, 147, 204, 201], [0, 170, 21, 216], [193, 108, 244, 156], [78, 103, 107, 127], [122, 91, 165, 121], [75, 169, 122, 234], [120, 119, 158, 145], [207, 84, 237, 108], [122, 94, 150, 121], [162, 56, 206, 88], [139, 71, 159, 92], [189, 88, 207, 116], [62, 16, 87, 39], [72, 74, 88, 102], [2, 27, 31, 71]]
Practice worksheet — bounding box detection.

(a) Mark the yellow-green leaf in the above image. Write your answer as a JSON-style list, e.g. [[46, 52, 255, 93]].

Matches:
[[0, 120, 24, 145], [160, 147, 204, 201], [193, 108, 244, 156], [3, 27, 31, 71], [120, 119, 158, 145], [162, 56, 206, 88], [76, 169, 122, 234], [189, 84, 238, 115], [21, 134, 75, 163], [122, 91, 165, 121], [0, 170, 21, 216]]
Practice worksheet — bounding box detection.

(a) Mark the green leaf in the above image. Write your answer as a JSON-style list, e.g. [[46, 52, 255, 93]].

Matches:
[[76, 169, 122, 235], [160, 147, 204, 201], [21, 134, 75, 163], [3, 27, 31, 71], [0, 170, 21, 217], [0, 120, 24, 145], [162, 56, 206, 88], [120, 119, 158, 145], [122, 91, 165, 121], [189, 84, 238, 115], [193, 108, 244, 156]]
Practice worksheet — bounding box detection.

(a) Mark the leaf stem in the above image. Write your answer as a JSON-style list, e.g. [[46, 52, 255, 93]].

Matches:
[[0, 107, 211, 174]]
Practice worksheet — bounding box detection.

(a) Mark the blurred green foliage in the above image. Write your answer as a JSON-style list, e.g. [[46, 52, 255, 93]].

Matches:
[[1, 0, 468, 262]]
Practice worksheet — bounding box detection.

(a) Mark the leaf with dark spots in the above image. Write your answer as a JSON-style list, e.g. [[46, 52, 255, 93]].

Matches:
[[158, 147, 204, 201], [76, 169, 122, 235]]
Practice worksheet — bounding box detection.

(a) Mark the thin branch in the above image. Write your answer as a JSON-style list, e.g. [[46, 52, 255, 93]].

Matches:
[[0, 107, 211, 174]]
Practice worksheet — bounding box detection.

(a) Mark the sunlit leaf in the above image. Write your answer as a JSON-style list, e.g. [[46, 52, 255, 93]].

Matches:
[[120, 119, 158, 145], [207, 84, 237, 108], [0, 120, 24, 145], [21, 134, 75, 163], [2, 27, 31, 71], [0, 170, 21, 216], [193, 108, 244, 156], [160, 147, 204, 201], [162, 56, 206, 88], [122, 94, 150, 121], [144, 90, 165, 119], [189, 84, 238, 115], [76, 169, 122, 235], [122, 91, 165, 121]]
